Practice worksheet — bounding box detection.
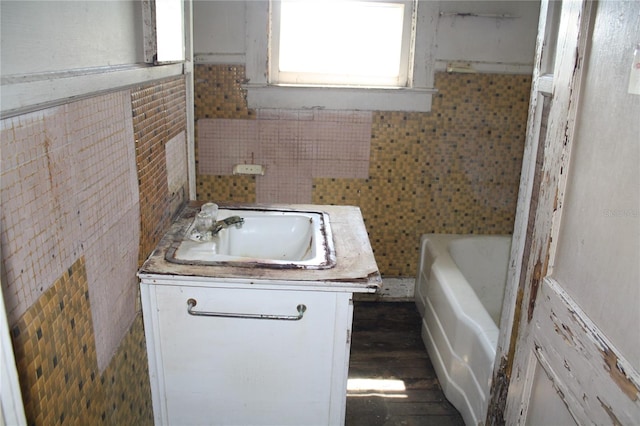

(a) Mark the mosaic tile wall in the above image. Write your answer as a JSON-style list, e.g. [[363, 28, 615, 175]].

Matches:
[[1, 92, 141, 371], [194, 65, 256, 203], [10, 257, 153, 425], [132, 77, 188, 266], [1, 75, 188, 424], [195, 65, 531, 276]]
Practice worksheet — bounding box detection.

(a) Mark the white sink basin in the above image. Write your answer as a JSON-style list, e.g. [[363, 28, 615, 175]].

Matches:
[[168, 208, 336, 269]]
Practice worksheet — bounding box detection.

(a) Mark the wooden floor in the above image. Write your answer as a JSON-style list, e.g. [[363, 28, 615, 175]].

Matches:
[[346, 302, 464, 426]]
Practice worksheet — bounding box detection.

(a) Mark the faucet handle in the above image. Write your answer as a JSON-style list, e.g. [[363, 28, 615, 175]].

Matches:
[[201, 203, 219, 221]]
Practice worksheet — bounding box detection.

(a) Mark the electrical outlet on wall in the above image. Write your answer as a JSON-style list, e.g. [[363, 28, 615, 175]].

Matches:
[[233, 164, 265, 175]]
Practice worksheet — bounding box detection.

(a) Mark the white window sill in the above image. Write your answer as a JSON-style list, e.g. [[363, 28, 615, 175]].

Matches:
[[244, 84, 436, 112]]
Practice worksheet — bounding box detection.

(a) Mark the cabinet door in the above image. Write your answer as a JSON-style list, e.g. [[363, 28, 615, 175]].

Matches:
[[152, 284, 350, 425]]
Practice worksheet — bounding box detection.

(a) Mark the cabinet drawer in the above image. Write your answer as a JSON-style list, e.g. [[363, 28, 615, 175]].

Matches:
[[148, 284, 349, 425]]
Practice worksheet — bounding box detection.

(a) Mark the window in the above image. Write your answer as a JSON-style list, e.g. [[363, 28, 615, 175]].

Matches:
[[245, 0, 437, 111], [144, 0, 185, 63], [271, 0, 414, 88], [156, 0, 185, 62]]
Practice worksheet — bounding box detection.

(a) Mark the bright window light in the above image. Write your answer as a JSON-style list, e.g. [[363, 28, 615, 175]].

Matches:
[[272, 0, 413, 87], [347, 378, 408, 398], [156, 0, 184, 62]]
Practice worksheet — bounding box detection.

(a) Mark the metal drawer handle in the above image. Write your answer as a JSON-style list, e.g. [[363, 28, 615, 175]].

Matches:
[[187, 298, 307, 321]]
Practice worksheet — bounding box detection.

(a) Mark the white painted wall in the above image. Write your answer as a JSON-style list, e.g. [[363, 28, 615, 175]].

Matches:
[[193, 0, 245, 58], [192, 0, 539, 73], [0, 1, 143, 76], [436, 1, 540, 67]]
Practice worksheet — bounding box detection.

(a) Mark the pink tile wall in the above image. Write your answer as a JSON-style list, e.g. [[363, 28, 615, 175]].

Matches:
[[1, 109, 67, 317], [166, 131, 188, 212], [198, 119, 259, 175], [197, 109, 372, 203], [0, 92, 140, 371]]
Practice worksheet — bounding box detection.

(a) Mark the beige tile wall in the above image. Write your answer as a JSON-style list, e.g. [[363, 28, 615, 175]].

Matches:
[[195, 65, 531, 277], [9, 257, 153, 425]]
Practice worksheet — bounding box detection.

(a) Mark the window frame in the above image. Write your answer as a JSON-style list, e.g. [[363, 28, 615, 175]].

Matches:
[[270, 0, 414, 88], [245, 0, 437, 112]]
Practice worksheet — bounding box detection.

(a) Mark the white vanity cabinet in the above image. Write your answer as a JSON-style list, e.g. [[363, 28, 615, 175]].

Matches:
[[138, 203, 381, 426], [140, 279, 355, 426]]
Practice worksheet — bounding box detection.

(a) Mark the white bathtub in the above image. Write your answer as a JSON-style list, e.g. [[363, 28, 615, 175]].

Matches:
[[414, 234, 511, 426]]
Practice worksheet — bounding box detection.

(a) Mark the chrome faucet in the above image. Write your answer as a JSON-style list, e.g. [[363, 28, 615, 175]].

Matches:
[[212, 216, 244, 235]]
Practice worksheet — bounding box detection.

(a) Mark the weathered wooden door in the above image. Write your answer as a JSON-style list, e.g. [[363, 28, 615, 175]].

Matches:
[[488, 0, 640, 424]]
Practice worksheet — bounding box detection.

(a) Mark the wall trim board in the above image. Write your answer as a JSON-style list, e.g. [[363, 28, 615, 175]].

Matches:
[[194, 56, 534, 77], [434, 60, 533, 75], [354, 277, 415, 301], [1, 63, 184, 117], [195, 53, 246, 64]]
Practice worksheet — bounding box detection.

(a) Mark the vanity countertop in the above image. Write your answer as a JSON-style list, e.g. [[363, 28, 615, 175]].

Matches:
[[138, 202, 381, 292]]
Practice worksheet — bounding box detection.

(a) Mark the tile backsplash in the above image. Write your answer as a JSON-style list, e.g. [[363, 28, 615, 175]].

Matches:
[[195, 65, 531, 276], [198, 110, 371, 203]]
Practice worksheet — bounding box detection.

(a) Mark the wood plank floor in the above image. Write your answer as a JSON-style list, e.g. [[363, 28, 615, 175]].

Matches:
[[346, 302, 465, 426]]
